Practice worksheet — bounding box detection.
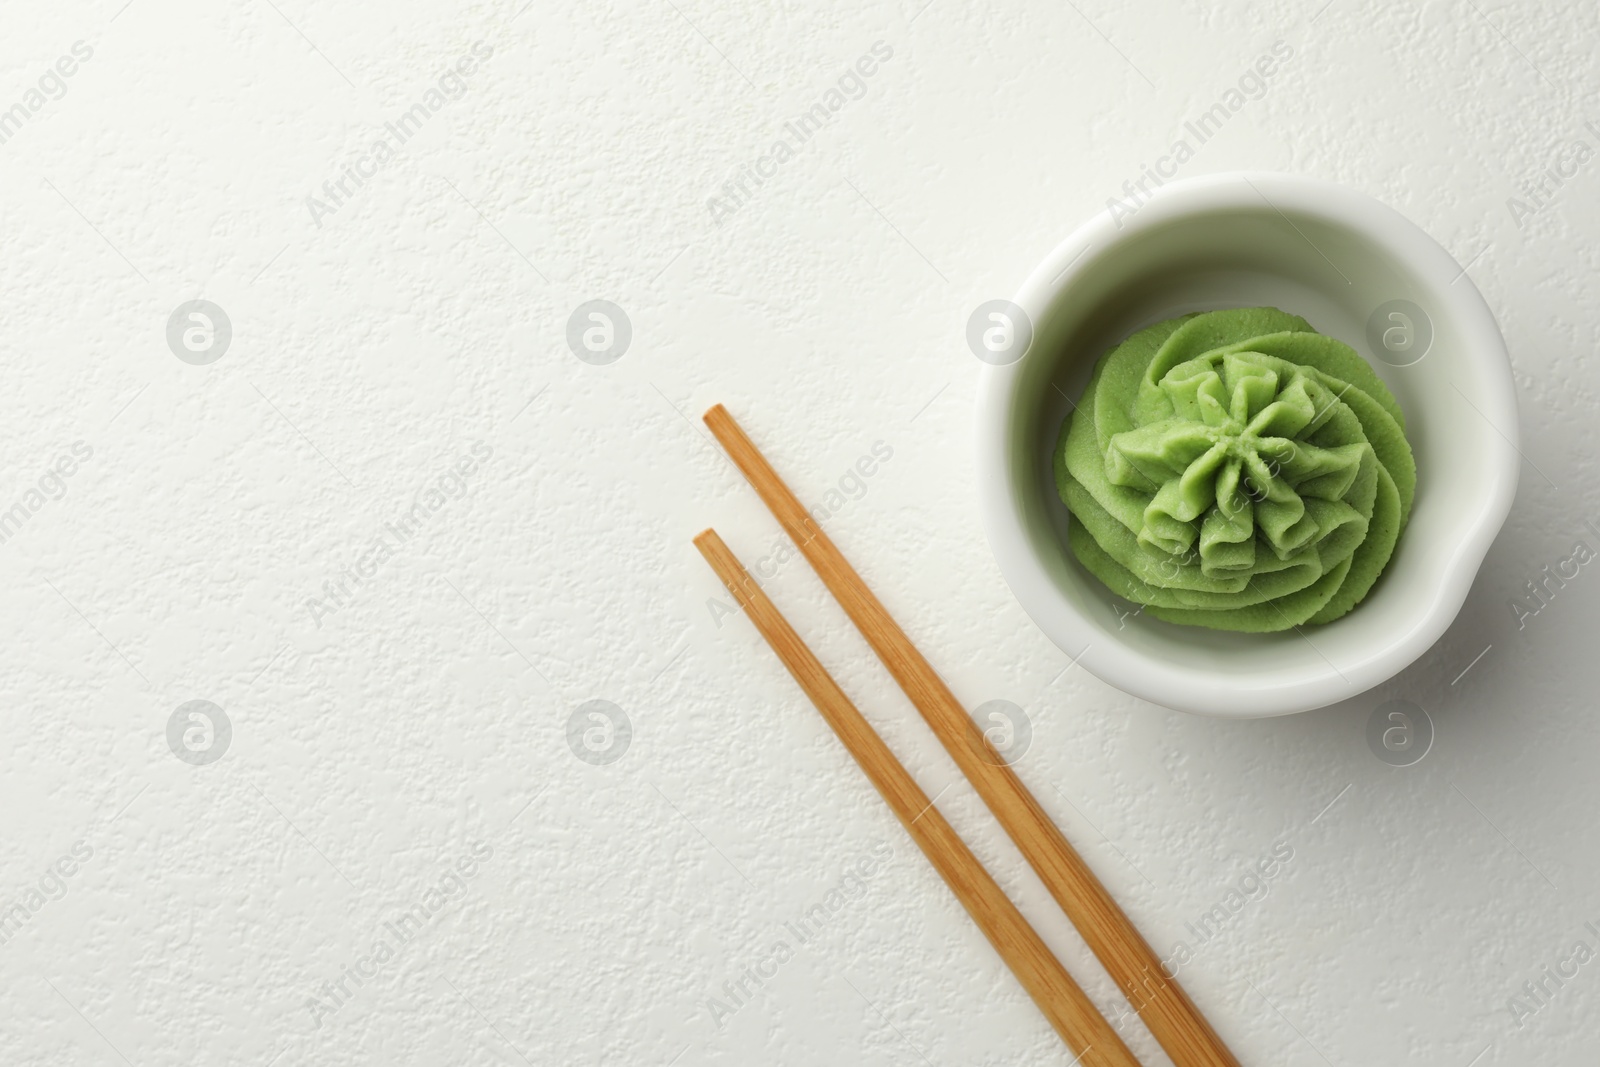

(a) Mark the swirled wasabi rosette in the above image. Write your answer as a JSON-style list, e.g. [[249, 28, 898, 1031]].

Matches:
[[1055, 307, 1417, 632]]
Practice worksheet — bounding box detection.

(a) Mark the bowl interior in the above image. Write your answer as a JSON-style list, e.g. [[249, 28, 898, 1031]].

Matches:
[[1003, 189, 1513, 705]]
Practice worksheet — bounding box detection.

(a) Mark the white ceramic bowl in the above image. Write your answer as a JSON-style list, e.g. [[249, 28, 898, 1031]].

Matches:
[[975, 172, 1519, 717]]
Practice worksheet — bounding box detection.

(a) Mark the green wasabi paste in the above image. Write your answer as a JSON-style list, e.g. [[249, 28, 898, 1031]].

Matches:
[[1055, 307, 1416, 632]]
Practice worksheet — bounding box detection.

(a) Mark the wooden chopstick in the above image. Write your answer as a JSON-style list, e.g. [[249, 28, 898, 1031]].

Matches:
[[694, 529, 1142, 1067], [703, 404, 1242, 1067]]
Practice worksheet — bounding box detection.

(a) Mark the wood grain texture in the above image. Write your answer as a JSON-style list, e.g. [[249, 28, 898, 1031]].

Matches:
[[694, 529, 1141, 1067], [703, 404, 1242, 1067]]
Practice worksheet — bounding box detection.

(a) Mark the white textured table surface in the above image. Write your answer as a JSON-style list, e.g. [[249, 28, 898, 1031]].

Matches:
[[2, 1, 1597, 1064]]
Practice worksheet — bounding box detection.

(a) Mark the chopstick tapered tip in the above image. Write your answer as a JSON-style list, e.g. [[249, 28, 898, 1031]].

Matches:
[[702, 402, 730, 428], [693, 529, 755, 607], [693, 529, 735, 572]]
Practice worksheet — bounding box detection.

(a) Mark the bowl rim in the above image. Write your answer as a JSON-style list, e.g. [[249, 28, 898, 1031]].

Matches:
[[974, 171, 1521, 717]]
